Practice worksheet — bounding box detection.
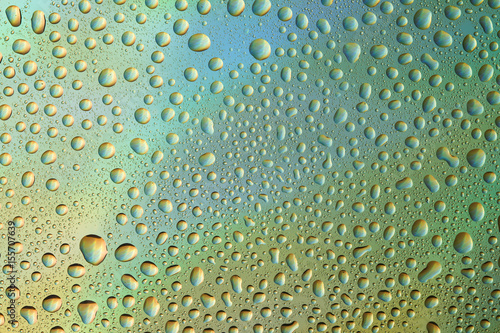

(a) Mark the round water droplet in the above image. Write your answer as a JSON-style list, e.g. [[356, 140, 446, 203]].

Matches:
[[188, 33, 211, 52], [253, 0, 271, 16], [98, 142, 115, 159], [115, 243, 138, 262], [79, 235, 108, 265], [199, 152, 215, 166], [42, 295, 62, 312], [98, 68, 117, 87], [414, 8, 432, 30], [467, 148, 486, 167], [433, 30, 453, 47], [454, 232, 473, 253], [249, 39, 271, 60], [469, 202, 485, 221], [13, 39, 31, 55], [227, 0, 245, 16]]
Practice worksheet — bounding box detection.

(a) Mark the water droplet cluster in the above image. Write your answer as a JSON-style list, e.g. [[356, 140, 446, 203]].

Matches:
[[1, 0, 499, 332]]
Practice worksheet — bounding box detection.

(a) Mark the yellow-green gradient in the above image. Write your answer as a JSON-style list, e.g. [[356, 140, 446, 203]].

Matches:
[[0, 0, 499, 332]]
